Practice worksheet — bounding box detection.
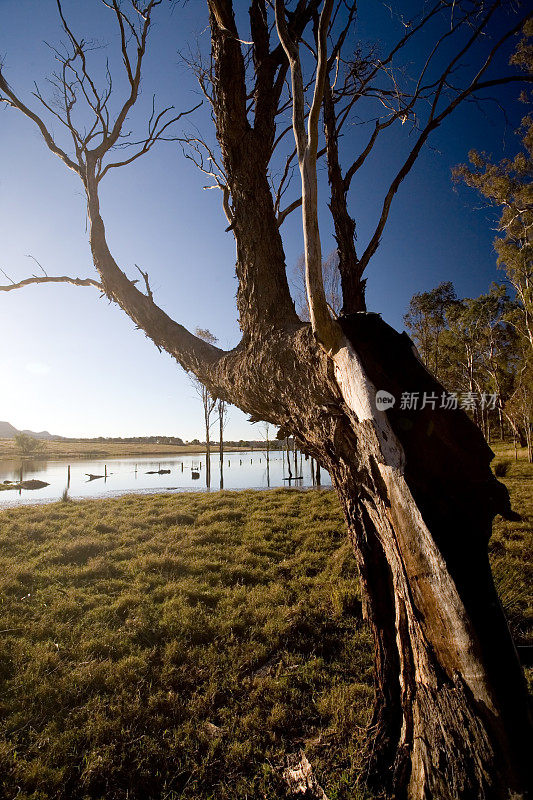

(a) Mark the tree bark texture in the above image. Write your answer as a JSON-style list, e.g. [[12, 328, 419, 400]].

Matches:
[[208, 312, 531, 798], [329, 315, 532, 799]]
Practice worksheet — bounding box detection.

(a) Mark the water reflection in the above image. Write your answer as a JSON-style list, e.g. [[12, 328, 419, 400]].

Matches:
[[0, 458, 50, 480], [0, 449, 330, 508]]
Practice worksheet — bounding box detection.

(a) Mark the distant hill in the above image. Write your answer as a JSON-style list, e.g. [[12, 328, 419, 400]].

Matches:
[[0, 421, 59, 440], [0, 421, 19, 438], [20, 429, 57, 440]]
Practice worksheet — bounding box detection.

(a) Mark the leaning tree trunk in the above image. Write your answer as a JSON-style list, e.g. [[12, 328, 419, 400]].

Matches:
[[207, 314, 533, 798], [81, 141, 532, 800], [301, 314, 533, 799]]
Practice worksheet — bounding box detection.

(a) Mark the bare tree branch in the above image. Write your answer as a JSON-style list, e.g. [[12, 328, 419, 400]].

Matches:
[[92, 0, 163, 161], [0, 275, 103, 292], [135, 264, 154, 301], [0, 70, 81, 174], [277, 196, 302, 227], [357, 9, 533, 276], [0, 268, 15, 285], [1, 0, 230, 388], [98, 100, 202, 181], [276, 0, 338, 350]]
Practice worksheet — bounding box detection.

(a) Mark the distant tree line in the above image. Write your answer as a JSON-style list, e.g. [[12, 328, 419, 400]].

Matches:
[[83, 436, 185, 445], [404, 282, 523, 443]]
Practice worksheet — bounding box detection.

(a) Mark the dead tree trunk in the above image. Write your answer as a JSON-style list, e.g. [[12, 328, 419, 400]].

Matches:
[[275, 1, 532, 793], [324, 314, 532, 798], [323, 79, 365, 314], [218, 399, 225, 489]]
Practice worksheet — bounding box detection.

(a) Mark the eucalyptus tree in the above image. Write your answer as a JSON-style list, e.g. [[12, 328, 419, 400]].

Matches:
[[454, 35, 533, 354], [445, 285, 519, 436], [404, 282, 519, 438], [403, 281, 457, 380], [1, 1, 532, 797]]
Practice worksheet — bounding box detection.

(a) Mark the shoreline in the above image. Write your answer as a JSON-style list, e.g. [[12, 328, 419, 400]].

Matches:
[[0, 442, 277, 461], [0, 482, 333, 510]]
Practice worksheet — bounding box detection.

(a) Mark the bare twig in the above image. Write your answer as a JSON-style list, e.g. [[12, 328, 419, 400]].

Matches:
[[25, 255, 48, 277], [135, 264, 153, 301]]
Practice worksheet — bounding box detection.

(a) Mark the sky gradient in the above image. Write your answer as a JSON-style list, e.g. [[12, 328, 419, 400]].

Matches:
[[0, 0, 526, 440]]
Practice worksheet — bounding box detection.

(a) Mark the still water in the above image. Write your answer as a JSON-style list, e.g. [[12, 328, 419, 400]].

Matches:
[[0, 450, 331, 508]]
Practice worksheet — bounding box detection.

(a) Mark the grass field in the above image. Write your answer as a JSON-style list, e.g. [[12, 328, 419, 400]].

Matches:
[[0, 444, 530, 800], [0, 439, 241, 461]]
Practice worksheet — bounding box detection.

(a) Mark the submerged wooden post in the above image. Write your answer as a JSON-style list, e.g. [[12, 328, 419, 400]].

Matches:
[[67, 465, 71, 489], [286, 438, 293, 481]]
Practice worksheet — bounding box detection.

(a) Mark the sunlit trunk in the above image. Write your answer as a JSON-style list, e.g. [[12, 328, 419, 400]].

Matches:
[[302, 315, 532, 798]]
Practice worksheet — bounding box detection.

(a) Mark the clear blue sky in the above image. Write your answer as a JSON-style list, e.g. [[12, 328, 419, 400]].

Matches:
[[0, 0, 525, 439]]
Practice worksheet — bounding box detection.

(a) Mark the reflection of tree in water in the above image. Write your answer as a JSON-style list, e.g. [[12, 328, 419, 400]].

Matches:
[[0, 460, 50, 482], [22, 460, 49, 475]]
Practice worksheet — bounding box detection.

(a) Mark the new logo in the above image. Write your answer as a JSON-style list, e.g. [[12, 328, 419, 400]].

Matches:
[[375, 390, 396, 411]]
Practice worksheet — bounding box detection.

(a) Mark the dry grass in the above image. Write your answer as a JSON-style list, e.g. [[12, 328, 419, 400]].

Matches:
[[0, 439, 258, 461], [0, 489, 374, 799], [0, 444, 530, 799]]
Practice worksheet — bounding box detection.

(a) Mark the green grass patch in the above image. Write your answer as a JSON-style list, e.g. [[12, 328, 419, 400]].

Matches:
[[0, 489, 372, 800], [0, 447, 531, 800]]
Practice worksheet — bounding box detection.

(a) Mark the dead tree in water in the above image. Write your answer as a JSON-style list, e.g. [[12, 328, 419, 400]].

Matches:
[[1, 1, 532, 796], [193, 328, 218, 488], [218, 398, 227, 488]]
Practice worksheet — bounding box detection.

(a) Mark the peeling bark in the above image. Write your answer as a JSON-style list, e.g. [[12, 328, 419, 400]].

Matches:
[[325, 315, 532, 799]]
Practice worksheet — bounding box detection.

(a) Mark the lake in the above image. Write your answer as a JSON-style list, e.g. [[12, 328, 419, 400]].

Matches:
[[0, 449, 331, 508]]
